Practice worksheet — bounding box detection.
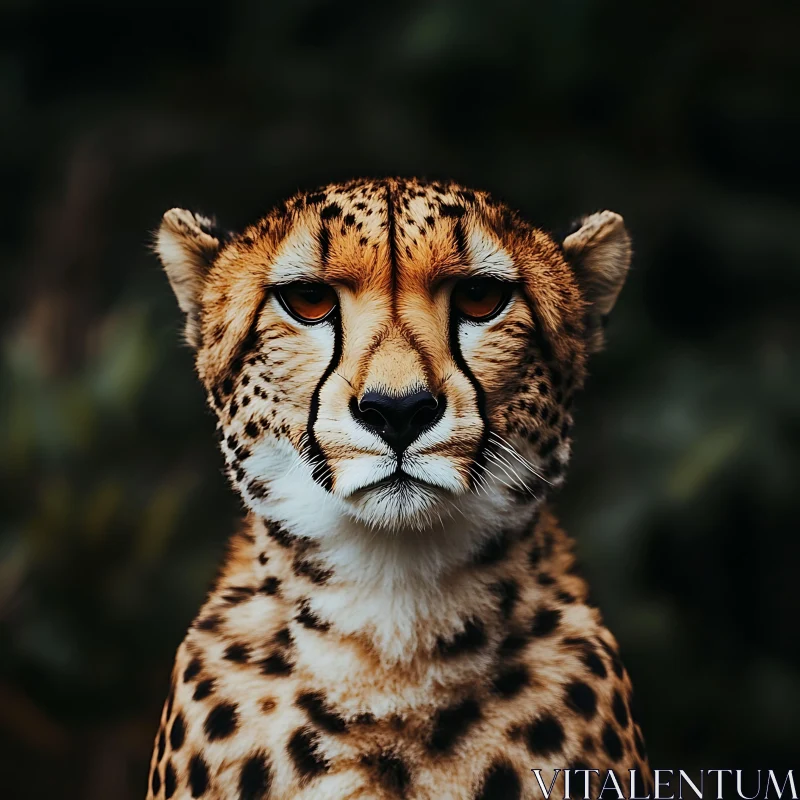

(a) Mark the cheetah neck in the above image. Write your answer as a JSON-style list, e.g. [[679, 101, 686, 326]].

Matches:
[[209, 502, 574, 669]]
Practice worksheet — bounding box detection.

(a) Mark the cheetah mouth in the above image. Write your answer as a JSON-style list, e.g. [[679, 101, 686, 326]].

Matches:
[[351, 469, 443, 497]]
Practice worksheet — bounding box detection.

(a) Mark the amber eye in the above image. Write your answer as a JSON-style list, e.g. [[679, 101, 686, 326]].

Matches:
[[277, 282, 338, 323], [452, 277, 510, 321]]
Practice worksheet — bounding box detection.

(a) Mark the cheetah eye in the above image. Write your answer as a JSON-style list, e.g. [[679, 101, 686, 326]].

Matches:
[[452, 277, 511, 322], [277, 282, 338, 323]]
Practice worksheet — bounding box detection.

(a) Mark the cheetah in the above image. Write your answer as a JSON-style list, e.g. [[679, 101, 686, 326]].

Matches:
[[146, 178, 651, 799]]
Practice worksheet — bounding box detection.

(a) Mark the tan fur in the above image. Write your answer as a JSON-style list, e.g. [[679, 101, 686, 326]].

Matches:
[[147, 178, 646, 799]]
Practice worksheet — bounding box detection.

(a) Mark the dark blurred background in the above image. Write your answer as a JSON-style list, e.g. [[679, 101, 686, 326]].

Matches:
[[1, 1, 798, 797]]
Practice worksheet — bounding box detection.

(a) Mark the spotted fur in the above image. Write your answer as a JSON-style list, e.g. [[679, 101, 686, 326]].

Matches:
[[147, 178, 649, 799]]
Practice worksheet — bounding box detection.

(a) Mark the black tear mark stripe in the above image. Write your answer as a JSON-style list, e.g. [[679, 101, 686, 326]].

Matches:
[[448, 308, 491, 487], [441, 188, 491, 486], [304, 310, 343, 491]]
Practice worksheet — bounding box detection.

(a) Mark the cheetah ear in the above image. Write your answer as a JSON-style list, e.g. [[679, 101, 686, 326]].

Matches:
[[155, 208, 229, 348], [562, 210, 632, 351]]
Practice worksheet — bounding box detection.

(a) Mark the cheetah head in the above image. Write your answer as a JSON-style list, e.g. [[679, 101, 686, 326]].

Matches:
[[156, 179, 630, 542]]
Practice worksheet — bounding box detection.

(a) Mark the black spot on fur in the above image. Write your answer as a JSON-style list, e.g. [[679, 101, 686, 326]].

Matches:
[[492, 579, 519, 620], [183, 658, 202, 683], [164, 760, 176, 798], [473, 530, 511, 565], [151, 765, 161, 795], [193, 678, 215, 701], [499, 632, 529, 657], [566, 681, 597, 718], [440, 203, 465, 218], [584, 649, 608, 678], [259, 576, 281, 595], [429, 697, 481, 753], [436, 618, 486, 658], [296, 691, 347, 733], [363, 752, 411, 795], [531, 607, 561, 637], [169, 712, 185, 751], [305, 192, 326, 206], [539, 435, 559, 458], [602, 723, 624, 761], [320, 202, 342, 220], [537, 572, 556, 586], [287, 728, 328, 783], [196, 615, 221, 632], [239, 752, 271, 800], [248, 479, 268, 499], [293, 557, 333, 585], [204, 702, 238, 741], [526, 715, 565, 756], [244, 421, 259, 438], [189, 753, 209, 796], [612, 691, 629, 728], [222, 585, 255, 604], [296, 599, 330, 631], [157, 728, 166, 760], [492, 664, 529, 699], [259, 650, 293, 675], [266, 523, 296, 548], [477, 762, 521, 800], [224, 642, 250, 663], [564, 636, 608, 679], [273, 626, 292, 647], [598, 638, 625, 678]]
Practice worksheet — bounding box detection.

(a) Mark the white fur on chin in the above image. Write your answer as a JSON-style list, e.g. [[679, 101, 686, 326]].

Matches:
[[240, 437, 541, 662]]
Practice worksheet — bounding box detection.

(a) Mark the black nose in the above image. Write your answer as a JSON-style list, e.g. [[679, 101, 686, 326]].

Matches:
[[350, 389, 445, 453]]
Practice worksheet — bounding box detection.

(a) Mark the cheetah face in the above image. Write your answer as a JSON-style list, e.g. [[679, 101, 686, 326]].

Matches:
[[156, 179, 630, 533]]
